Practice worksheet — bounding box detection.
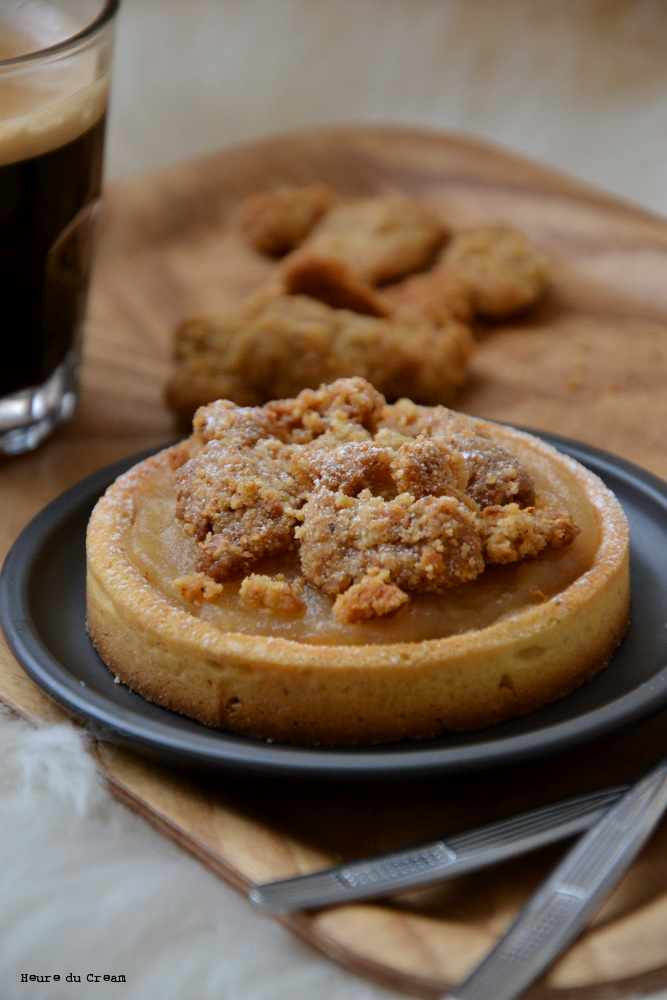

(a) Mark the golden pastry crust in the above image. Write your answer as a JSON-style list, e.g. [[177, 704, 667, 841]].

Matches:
[[442, 226, 549, 318], [87, 382, 630, 746]]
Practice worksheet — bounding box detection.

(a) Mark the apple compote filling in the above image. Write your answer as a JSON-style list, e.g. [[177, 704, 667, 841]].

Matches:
[[126, 378, 595, 644]]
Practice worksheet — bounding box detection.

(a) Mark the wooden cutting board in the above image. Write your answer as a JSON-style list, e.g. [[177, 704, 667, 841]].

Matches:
[[2, 125, 667, 999]]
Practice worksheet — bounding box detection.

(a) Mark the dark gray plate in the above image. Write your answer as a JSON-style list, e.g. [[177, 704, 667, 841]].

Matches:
[[1, 434, 667, 780]]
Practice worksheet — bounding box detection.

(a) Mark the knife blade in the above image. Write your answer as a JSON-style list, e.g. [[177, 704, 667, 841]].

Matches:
[[443, 756, 667, 1000], [250, 782, 628, 912]]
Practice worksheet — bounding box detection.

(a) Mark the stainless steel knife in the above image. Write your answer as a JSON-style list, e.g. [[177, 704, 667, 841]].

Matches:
[[250, 782, 628, 912], [442, 756, 667, 1000]]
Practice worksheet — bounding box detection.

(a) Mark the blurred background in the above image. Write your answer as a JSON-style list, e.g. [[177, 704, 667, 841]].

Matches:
[[107, 0, 667, 216]]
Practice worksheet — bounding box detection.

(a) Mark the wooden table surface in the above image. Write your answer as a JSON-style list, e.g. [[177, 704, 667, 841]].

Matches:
[[2, 126, 667, 999]]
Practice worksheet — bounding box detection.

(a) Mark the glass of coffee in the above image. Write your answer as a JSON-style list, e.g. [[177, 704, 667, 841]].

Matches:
[[0, 0, 118, 456]]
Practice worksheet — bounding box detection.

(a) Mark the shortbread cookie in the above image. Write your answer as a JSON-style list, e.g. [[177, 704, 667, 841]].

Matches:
[[442, 226, 549, 317], [165, 294, 473, 419], [293, 195, 447, 284], [236, 184, 335, 256]]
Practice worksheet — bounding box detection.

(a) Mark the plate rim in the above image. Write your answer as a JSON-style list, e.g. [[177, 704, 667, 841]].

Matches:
[[2, 430, 667, 780]]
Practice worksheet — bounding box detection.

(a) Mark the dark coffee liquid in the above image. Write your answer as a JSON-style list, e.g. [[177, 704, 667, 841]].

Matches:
[[0, 112, 106, 396]]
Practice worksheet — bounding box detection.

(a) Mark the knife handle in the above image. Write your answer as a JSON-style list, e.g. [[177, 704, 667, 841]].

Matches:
[[444, 757, 667, 1000]]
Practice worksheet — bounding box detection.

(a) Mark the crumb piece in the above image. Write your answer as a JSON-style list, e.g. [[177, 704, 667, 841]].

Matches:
[[192, 376, 385, 449], [382, 266, 473, 325], [291, 440, 395, 495], [297, 196, 447, 285], [239, 574, 306, 614], [297, 489, 485, 595], [165, 295, 473, 419], [237, 184, 335, 256], [193, 399, 283, 447], [172, 572, 224, 604], [377, 406, 535, 508], [390, 436, 470, 502], [334, 573, 409, 623], [451, 432, 536, 508], [443, 227, 549, 318], [377, 398, 470, 441], [282, 252, 390, 316], [480, 503, 580, 564], [174, 438, 302, 581], [265, 375, 386, 443], [372, 425, 414, 451]]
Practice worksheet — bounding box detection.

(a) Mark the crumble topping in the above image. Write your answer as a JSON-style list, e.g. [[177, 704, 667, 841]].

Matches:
[[452, 434, 536, 508], [390, 437, 470, 502], [173, 377, 580, 622]]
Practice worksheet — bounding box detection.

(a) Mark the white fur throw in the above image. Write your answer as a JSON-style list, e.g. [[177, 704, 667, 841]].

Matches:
[[0, 712, 401, 1000]]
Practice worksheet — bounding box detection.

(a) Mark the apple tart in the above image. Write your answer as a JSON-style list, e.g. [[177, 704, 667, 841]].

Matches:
[[86, 378, 630, 746]]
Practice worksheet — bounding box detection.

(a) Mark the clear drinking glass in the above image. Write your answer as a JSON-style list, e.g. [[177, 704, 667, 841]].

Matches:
[[0, 0, 118, 456]]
